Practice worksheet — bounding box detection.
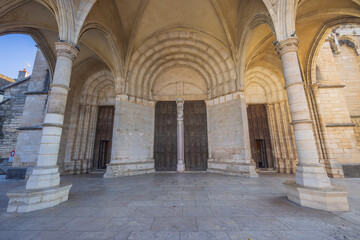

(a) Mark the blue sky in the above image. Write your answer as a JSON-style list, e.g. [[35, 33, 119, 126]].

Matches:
[[0, 34, 38, 79]]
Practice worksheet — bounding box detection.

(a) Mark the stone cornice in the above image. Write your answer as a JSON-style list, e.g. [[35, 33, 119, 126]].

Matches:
[[291, 119, 313, 125], [50, 83, 71, 91], [55, 42, 79, 60], [275, 37, 299, 57], [317, 84, 345, 89], [325, 123, 356, 127], [25, 91, 49, 95], [17, 126, 42, 131]]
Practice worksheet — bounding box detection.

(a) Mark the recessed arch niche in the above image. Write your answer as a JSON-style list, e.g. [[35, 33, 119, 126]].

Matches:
[[153, 66, 208, 101]]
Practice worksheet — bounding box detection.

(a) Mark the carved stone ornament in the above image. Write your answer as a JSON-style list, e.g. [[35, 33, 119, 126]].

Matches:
[[55, 42, 79, 60], [176, 97, 184, 120], [275, 37, 299, 57]]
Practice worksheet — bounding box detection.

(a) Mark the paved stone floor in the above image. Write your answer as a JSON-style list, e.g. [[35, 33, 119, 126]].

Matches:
[[1, 173, 360, 240]]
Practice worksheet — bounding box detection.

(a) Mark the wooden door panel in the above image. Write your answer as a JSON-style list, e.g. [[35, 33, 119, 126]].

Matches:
[[93, 106, 114, 169], [184, 101, 208, 171], [247, 104, 273, 169], [154, 102, 177, 171]]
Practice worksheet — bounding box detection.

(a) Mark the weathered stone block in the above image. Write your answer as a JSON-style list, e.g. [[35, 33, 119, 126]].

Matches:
[[7, 183, 72, 213]]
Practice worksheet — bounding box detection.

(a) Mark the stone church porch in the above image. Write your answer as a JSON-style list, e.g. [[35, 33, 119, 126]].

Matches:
[[0, 173, 360, 240]]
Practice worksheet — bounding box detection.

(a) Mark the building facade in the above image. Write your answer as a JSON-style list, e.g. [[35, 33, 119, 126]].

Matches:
[[1, 0, 359, 213]]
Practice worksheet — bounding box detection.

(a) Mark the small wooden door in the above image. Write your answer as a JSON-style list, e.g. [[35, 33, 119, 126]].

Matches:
[[93, 106, 114, 169], [154, 102, 177, 171], [184, 101, 208, 171], [247, 104, 273, 169]]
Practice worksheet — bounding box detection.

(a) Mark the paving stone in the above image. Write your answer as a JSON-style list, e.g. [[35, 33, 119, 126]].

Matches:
[[32, 231, 82, 240], [129, 231, 180, 240], [227, 230, 280, 240], [180, 231, 230, 240], [104, 217, 153, 232], [211, 207, 255, 217], [93, 207, 137, 218], [233, 216, 290, 230], [0, 217, 27, 231], [151, 217, 197, 231], [196, 218, 240, 231], [127, 201, 163, 207], [273, 231, 337, 240], [58, 206, 101, 217], [325, 229, 360, 240], [161, 200, 197, 207], [277, 216, 338, 231], [77, 230, 131, 240], [0, 230, 40, 240], [132, 207, 182, 218], [60, 217, 111, 231], [14, 217, 71, 231], [183, 207, 213, 217]]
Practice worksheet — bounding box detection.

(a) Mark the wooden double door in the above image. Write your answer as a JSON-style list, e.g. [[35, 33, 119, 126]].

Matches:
[[154, 101, 208, 171]]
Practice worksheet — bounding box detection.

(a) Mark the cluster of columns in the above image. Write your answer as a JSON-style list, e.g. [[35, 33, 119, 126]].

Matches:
[[7, 42, 78, 212], [64, 104, 98, 174], [266, 101, 297, 174]]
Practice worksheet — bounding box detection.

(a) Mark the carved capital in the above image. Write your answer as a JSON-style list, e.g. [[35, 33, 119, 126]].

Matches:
[[55, 42, 79, 60], [275, 37, 299, 57], [176, 97, 184, 121]]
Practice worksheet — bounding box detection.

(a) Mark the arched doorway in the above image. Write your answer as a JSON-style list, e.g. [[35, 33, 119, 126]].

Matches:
[[153, 67, 208, 171]]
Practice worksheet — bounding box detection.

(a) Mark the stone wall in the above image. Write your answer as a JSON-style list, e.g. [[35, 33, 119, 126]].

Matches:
[[12, 49, 49, 167], [315, 41, 360, 177], [206, 92, 257, 176], [333, 45, 360, 150], [0, 79, 30, 160], [334, 43, 360, 117], [352, 116, 360, 151], [104, 95, 155, 177]]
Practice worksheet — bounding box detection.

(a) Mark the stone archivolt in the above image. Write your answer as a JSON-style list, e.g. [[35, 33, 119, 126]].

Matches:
[[127, 29, 237, 100]]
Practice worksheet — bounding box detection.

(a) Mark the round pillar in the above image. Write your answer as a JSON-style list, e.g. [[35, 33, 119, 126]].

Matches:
[[26, 42, 79, 189], [176, 98, 185, 172], [275, 37, 349, 211]]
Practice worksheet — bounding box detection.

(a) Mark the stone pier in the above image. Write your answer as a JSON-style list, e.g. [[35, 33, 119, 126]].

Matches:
[[7, 42, 78, 213], [276, 37, 349, 211]]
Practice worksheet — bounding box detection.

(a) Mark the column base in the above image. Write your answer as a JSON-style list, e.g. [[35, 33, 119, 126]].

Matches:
[[296, 164, 331, 188], [104, 160, 155, 178], [7, 183, 72, 213], [26, 166, 60, 189], [284, 180, 349, 212], [177, 164, 185, 172], [207, 158, 258, 177]]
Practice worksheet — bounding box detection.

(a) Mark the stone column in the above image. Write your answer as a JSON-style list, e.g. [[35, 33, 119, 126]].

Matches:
[[176, 98, 185, 172], [275, 37, 349, 211], [7, 42, 78, 213]]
